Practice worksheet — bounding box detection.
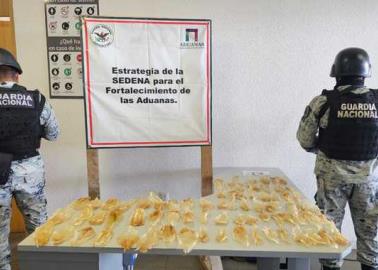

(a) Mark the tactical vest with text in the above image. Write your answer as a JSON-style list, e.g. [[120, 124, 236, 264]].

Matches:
[[318, 87, 378, 161], [0, 84, 45, 160]]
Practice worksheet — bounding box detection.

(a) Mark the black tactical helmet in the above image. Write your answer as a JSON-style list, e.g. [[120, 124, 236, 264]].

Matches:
[[0, 48, 22, 74], [330, 47, 371, 78]]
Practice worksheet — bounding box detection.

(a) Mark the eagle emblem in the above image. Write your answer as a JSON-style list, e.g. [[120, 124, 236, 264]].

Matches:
[[90, 24, 114, 47], [95, 32, 110, 42]]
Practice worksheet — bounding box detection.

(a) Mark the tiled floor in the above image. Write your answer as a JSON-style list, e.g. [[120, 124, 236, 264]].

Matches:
[[11, 233, 360, 270]]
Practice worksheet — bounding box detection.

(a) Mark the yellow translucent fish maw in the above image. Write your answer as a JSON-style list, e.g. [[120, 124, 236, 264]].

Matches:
[[228, 190, 245, 200], [216, 228, 227, 243], [214, 212, 228, 225], [274, 185, 288, 193], [89, 198, 104, 209], [153, 201, 166, 211], [167, 200, 180, 212], [229, 176, 241, 186], [72, 226, 96, 245], [34, 224, 54, 247], [178, 227, 198, 253], [214, 178, 225, 192], [294, 233, 316, 246], [111, 205, 129, 217], [117, 200, 136, 212], [250, 228, 263, 245], [199, 228, 209, 243], [240, 198, 251, 211], [167, 211, 180, 224], [118, 233, 140, 251], [200, 211, 209, 225], [287, 203, 299, 216], [49, 209, 71, 225], [262, 227, 280, 244], [279, 192, 293, 202], [71, 197, 91, 210], [102, 198, 120, 210], [307, 232, 328, 245], [259, 176, 271, 186], [105, 209, 123, 229], [181, 198, 194, 210], [294, 235, 308, 246], [217, 199, 230, 210], [332, 232, 349, 246], [137, 228, 159, 253], [159, 224, 176, 243], [276, 228, 289, 243], [51, 226, 74, 245], [234, 214, 258, 226], [216, 191, 227, 199], [318, 229, 341, 246], [89, 210, 107, 225], [250, 184, 261, 193], [200, 199, 213, 211], [94, 228, 113, 247], [182, 211, 194, 224], [245, 216, 258, 226], [233, 225, 249, 247], [137, 198, 152, 209], [272, 215, 284, 226], [258, 212, 271, 222], [148, 192, 164, 204], [273, 213, 296, 225], [130, 208, 145, 226], [264, 202, 278, 213], [272, 177, 287, 186], [254, 203, 265, 213], [73, 207, 93, 226], [257, 192, 277, 202], [234, 215, 246, 225], [149, 209, 163, 224]]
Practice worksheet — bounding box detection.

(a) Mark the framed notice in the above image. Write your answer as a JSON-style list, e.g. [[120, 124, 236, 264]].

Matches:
[[45, 0, 99, 98], [82, 17, 212, 148]]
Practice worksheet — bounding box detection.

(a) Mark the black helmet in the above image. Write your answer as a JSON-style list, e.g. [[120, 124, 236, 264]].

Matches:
[[330, 47, 371, 78], [0, 48, 22, 74]]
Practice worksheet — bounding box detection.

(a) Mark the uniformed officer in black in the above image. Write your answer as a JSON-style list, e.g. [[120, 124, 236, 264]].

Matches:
[[297, 48, 378, 270], [0, 48, 59, 270]]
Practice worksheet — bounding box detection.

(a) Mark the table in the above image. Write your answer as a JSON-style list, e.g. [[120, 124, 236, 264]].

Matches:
[[18, 167, 352, 270]]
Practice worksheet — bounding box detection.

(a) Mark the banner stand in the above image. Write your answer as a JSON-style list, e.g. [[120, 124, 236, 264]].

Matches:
[[86, 146, 213, 199], [83, 16, 218, 270]]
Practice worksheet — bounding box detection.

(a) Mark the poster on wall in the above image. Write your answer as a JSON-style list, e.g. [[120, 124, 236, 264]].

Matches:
[[82, 17, 212, 148], [44, 0, 99, 99]]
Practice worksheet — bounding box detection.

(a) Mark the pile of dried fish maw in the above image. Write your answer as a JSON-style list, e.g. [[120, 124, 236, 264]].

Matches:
[[33, 176, 349, 253]]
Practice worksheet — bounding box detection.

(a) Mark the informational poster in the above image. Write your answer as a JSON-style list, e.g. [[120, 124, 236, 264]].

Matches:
[[82, 17, 212, 148], [45, 0, 99, 98]]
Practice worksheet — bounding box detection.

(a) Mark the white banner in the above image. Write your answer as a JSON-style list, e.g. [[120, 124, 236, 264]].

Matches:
[[82, 17, 212, 148]]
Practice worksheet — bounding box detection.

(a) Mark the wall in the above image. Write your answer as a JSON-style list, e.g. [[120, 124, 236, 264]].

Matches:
[[13, 0, 378, 243]]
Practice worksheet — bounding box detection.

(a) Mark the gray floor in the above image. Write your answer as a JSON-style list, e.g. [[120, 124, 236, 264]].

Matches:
[[11, 233, 359, 270], [133, 252, 359, 270]]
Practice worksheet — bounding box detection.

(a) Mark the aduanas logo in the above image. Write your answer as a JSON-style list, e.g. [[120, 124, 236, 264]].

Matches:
[[180, 28, 204, 49], [90, 24, 114, 47]]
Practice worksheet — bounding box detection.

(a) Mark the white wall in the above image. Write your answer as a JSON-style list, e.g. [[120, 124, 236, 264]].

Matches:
[[13, 0, 378, 243]]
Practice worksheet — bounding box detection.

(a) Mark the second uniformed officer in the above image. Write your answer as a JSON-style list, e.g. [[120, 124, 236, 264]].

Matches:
[[0, 48, 59, 270], [297, 47, 378, 270]]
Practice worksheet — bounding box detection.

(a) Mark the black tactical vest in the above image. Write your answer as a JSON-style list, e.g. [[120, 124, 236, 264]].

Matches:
[[318, 87, 378, 160], [0, 84, 45, 160]]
